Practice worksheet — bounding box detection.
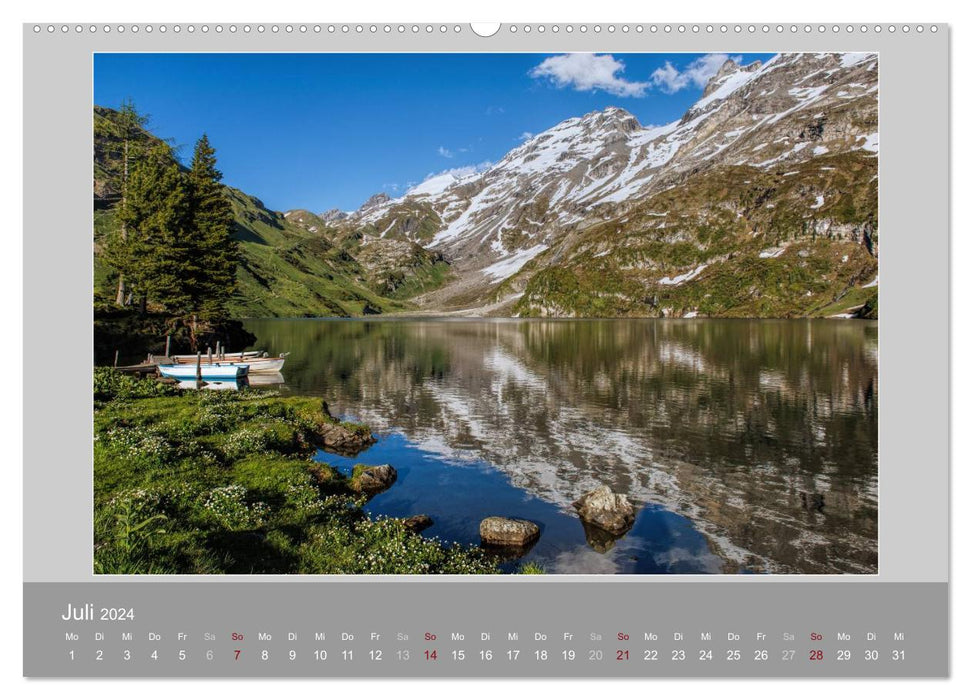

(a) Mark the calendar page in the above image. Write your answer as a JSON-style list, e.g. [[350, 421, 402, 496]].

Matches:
[[22, 21, 949, 678]]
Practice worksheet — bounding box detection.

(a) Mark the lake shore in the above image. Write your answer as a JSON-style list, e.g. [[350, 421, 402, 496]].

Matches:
[[92, 369, 501, 575]]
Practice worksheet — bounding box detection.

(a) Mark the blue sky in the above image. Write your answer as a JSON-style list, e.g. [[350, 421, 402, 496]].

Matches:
[[94, 52, 775, 213]]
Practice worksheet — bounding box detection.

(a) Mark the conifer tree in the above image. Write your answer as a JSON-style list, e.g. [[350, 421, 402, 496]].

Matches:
[[187, 134, 238, 318], [114, 143, 194, 313], [95, 99, 149, 306]]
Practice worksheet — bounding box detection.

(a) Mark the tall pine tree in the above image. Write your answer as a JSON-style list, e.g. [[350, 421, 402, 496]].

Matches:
[[187, 134, 238, 319], [94, 99, 149, 306], [112, 143, 194, 313]]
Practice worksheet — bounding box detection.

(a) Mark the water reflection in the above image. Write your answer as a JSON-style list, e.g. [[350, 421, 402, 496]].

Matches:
[[176, 372, 286, 392], [246, 318, 878, 574]]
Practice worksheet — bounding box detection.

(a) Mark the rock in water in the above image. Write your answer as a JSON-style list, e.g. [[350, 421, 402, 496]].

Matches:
[[316, 421, 376, 454], [479, 517, 541, 546], [315, 401, 376, 455], [402, 515, 434, 533], [349, 464, 398, 494], [572, 485, 636, 535]]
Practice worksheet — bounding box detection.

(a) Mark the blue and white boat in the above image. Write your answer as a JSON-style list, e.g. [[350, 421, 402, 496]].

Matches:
[[157, 362, 250, 381]]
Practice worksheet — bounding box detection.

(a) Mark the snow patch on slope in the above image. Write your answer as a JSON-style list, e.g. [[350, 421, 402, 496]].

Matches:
[[658, 264, 708, 286], [482, 245, 549, 281]]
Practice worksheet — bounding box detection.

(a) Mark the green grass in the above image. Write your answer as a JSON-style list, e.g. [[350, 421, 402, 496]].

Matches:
[[93, 369, 499, 574], [379, 260, 452, 300], [517, 562, 546, 574], [810, 284, 879, 318]]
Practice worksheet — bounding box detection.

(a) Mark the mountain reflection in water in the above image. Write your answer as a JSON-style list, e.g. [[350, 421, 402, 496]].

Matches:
[[245, 318, 878, 574]]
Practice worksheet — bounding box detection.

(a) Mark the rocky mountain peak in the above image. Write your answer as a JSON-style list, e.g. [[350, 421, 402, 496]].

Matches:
[[579, 106, 641, 134], [708, 58, 740, 86], [359, 192, 391, 212], [320, 208, 348, 222], [701, 57, 763, 99]]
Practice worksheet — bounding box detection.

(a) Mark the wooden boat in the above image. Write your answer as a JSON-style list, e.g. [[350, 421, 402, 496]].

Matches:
[[158, 363, 250, 380], [240, 357, 286, 373], [171, 351, 262, 361], [170, 352, 287, 374]]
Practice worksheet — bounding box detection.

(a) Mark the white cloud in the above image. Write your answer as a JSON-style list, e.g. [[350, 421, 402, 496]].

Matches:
[[518, 131, 534, 141], [529, 53, 650, 98], [650, 53, 743, 94], [437, 146, 454, 158]]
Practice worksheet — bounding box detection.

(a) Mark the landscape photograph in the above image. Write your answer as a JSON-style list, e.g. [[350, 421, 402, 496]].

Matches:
[[93, 52, 878, 575]]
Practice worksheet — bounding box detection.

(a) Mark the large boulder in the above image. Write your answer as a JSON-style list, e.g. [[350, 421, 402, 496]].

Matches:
[[349, 464, 397, 495], [572, 485, 636, 536], [479, 517, 540, 547]]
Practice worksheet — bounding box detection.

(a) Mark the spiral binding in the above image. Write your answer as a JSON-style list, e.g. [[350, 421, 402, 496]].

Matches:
[[31, 23, 939, 36]]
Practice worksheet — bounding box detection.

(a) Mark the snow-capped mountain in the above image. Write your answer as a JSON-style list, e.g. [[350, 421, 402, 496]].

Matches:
[[328, 52, 878, 317]]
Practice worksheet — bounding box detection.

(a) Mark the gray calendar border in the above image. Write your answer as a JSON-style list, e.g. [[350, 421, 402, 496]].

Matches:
[[23, 24, 949, 584], [23, 581, 949, 677]]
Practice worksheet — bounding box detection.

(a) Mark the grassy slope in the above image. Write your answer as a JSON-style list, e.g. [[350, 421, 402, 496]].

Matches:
[[225, 189, 411, 318], [93, 370, 498, 574], [513, 151, 879, 318]]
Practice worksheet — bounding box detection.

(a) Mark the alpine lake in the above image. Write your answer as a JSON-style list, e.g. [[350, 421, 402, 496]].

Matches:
[[241, 318, 878, 575]]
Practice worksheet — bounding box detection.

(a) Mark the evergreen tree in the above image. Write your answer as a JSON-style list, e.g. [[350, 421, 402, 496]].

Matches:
[[187, 134, 238, 318], [94, 99, 149, 306], [113, 143, 194, 313]]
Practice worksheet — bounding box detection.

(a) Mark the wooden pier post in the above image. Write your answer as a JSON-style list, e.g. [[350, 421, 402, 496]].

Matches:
[[196, 351, 202, 384], [113, 350, 119, 368], [165, 335, 171, 359], [207, 346, 213, 365]]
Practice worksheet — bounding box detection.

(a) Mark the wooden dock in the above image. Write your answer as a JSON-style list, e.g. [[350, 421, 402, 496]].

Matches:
[[114, 356, 174, 375]]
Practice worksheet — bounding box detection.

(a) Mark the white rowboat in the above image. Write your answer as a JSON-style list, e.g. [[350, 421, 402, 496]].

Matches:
[[158, 363, 250, 380], [230, 357, 285, 373]]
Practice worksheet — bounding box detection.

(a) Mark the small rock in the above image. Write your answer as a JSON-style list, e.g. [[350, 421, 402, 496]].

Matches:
[[479, 517, 540, 547], [349, 464, 397, 494], [316, 401, 376, 455], [402, 515, 434, 533], [572, 485, 636, 536]]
